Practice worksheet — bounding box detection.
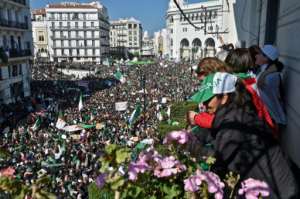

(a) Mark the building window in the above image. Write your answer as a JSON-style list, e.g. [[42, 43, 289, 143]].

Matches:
[[170, 29, 173, 34], [128, 24, 132, 29], [183, 27, 187, 32], [134, 24, 137, 28], [0, 68, 2, 80], [12, 65, 18, 77], [19, 64, 22, 75], [38, 35, 44, 42], [91, 22, 94, 27]]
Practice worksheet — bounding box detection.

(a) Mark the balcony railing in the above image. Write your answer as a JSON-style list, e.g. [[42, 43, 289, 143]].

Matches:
[[9, 49, 32, 58], [0, 18, 28, 30], [50, 26, 100, 30], [6, 0, 26, 6]]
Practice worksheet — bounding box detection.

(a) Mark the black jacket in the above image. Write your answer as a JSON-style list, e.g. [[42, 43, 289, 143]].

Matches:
[[211, 101, 298, 199]]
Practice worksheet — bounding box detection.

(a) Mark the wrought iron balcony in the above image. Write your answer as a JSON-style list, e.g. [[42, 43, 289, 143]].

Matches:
[[9, 49, 32, 58], [5, 0, 26, 6], [0, 18, 28, 30]]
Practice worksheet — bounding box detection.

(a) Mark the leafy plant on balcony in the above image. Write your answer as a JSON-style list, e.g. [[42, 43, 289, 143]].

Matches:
[[0, 47, 8, 63]]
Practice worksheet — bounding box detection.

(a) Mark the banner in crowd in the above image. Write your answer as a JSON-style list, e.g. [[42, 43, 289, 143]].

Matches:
[[115, 101, 128, 111], [56, 118, 66, 130], [62, 125, 83, 132]]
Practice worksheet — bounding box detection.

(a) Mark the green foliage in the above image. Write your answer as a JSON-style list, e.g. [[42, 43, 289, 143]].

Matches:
[[0, 176, 55, 199], [116, 148, 131, 164], [158, 101, 197, 137], [88, 183, 114, 199]]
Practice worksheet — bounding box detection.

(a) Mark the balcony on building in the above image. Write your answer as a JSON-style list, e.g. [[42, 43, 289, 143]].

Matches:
[[0, 48, 32, 65], [0, 18, 28, 30], [3, 0, 27, 6]]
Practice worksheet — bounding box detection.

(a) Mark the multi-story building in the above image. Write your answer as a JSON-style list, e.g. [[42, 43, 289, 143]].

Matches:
[[110, 18, 143, 55], [45, 1, 109, 63], [0, 0, 33, 104], [31, 8, 49, 62], [153, 28, 170, 59], [141, 31, 154, 57], [166, 0, 238, 61]]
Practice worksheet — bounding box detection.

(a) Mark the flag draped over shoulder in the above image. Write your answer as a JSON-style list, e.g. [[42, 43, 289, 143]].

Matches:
[[128, 103, 142, 126], [78, 93, 83, 111]]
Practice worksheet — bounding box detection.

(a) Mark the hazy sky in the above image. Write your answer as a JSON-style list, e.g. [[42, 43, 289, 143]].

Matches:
[[30, 0, 202, 36]]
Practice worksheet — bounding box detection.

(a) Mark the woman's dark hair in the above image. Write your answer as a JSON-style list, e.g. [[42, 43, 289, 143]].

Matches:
[[225, 48, 254, 73], [248, 45, 261, 65]]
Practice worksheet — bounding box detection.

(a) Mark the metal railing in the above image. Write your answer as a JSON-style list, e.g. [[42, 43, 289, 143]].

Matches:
[[7, 0, 26, 6], [9, 49, 32, 58], [50, 26, 100, 30], [0, 18, 28, 30]]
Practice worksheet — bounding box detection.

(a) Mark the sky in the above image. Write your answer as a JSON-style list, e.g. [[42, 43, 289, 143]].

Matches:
[[30, 0, 202, 36]]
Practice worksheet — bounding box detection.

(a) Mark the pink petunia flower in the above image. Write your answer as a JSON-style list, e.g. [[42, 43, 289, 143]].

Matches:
[[184, 170, 224, 199], [153, 156, 186, 178], [238, 178, 270, 199], [128, 159, 150, 181], [202, 171, 225, 199], [163, 130, 190, 145]]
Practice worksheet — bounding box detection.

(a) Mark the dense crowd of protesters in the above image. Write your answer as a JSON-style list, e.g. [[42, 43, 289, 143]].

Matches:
[[1, 42, 299, 198], [1, 60, 198, 198]]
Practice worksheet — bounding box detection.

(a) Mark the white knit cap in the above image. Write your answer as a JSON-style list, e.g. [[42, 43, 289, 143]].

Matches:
[[261, 45, 279, 61]]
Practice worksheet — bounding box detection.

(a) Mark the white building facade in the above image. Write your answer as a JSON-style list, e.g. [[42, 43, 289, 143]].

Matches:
[[31, 8, 49, 62], [153, 28, 170, 59], [0, 0, 33, 104], [110, 18, 143, 55], [141, 31, 154, 57], [166, 0, 238, 61], [45, 1, 109, 64]]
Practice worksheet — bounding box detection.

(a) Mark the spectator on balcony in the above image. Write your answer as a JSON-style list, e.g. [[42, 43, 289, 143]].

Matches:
[[192, 72, 298, 199], [255, 45, 286, 128]]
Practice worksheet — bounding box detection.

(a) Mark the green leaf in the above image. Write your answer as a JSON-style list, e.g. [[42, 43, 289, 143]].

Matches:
[[110, 175, 125, 190], [116, 148, 131, 164], [88, 183, 114, 199], [162, 184, 181, 199], [105, 144, 117, 155], [200, 162, 209, 171], [100, 160, 110, 173]]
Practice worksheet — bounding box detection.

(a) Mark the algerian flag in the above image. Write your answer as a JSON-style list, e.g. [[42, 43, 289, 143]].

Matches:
[[31, 117, 41, 131], [56, 118, 66, 130], [128, 103, 142, 126], [114, 70, 126, 83], [78, 93, 83, 111]]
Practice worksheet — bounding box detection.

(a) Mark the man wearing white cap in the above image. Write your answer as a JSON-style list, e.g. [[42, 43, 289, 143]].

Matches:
[[255, 44, 286, 127]]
